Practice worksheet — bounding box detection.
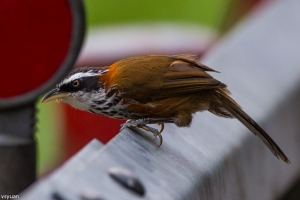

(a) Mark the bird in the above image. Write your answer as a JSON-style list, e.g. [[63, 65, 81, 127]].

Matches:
[[41, 54, 290, 164]]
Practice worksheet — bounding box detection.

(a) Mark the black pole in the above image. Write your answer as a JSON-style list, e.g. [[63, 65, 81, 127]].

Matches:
[[0, 104, 36, 194]]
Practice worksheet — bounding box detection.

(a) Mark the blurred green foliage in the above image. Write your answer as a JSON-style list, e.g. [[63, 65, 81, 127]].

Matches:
[[84, 0, 230, 29], [36, 102, 64, 175]]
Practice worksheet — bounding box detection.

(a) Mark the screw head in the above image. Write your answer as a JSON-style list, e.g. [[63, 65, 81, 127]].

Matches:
[[108, 167, 145, 196]]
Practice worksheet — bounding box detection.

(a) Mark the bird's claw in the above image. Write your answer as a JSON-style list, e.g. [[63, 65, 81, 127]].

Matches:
[[121, 120, 164, 148], [140, 124, 163, 148]]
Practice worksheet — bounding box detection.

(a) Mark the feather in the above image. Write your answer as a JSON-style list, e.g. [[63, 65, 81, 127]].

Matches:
[[215, 90, 290, 164], [103, 54, 223, 102]]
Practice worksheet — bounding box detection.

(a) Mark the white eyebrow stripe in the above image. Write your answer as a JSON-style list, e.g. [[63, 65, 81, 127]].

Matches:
[[62, 72, 101, 85]]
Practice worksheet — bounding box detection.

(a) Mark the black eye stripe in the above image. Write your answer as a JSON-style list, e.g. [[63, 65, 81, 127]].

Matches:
[[80, 77, 101, 91], [59, 76, 101, 92]]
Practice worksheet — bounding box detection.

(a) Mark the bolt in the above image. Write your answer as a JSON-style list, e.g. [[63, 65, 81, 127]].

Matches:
[[108, 167, 145, 196]]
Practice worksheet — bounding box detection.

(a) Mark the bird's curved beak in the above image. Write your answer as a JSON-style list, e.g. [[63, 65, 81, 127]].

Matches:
[[41, 88, 69, 103]]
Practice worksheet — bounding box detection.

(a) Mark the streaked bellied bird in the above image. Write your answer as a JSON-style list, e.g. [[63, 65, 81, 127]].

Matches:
[[42, 54, 290, 164]]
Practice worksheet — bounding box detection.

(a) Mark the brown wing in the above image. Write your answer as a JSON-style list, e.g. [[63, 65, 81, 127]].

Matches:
[[154, 59, 225, 99], [103, 55, 226, 102]]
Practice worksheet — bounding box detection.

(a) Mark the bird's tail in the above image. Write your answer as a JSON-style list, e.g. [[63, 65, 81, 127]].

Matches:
[[211, 89, 290, 164]]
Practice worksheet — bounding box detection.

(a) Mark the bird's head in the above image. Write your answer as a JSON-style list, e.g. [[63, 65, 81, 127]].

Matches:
[[41, 67, 108, 111]]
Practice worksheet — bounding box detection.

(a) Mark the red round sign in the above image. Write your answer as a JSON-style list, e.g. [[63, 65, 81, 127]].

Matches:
[[0, 0, 85, 108]]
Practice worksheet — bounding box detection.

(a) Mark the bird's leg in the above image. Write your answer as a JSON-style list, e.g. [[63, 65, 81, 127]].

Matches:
[[139, 124, 163, 148], [121, 118, 174, 147]]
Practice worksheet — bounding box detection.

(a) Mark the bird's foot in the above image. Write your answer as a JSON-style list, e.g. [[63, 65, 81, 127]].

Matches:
[[121, 120, 164, 147]]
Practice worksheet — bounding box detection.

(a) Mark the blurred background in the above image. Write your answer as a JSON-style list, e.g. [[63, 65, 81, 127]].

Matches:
[[36, 0, 264, 175]]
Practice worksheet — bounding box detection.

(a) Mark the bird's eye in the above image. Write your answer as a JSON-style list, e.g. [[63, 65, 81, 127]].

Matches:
[[72, 80, 80, 87]]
